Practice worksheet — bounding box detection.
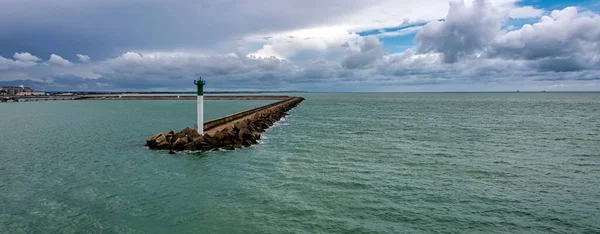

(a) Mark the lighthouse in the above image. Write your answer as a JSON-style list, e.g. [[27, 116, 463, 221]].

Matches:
[[194, 78, 206, 135]]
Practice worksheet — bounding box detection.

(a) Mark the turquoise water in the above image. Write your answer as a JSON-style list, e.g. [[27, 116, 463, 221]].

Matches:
[[1, 93, 599, 233]]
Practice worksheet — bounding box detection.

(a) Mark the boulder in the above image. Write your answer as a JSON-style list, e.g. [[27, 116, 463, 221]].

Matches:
[[227, 130, 238, 139], [174, 132, 186, 142], [200, 144, 213, 151], [232, 138, 243, 146], [157, 140, 170, 149], [180, 136, 189, 144], [172, 138, 186, 150], [223, 145, 235, 150], [188, 129, 201, 139], [147, 133, 160, 142], [238, 128, 252, 139], [231, 124, 240, 133], [155, 134, 167, 144], [184, 142, 196, 150], [247, 123, 256, 132], [235, 122, 248, 130], [181, 127, 194, 135], [203, 134, 219, 145], [192, 136, 204, 144], [213, 131, 228, 142], [195, 140, 209, 151]]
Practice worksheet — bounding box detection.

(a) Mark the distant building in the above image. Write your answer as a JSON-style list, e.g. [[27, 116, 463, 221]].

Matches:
[[1, 86, 44, 96]]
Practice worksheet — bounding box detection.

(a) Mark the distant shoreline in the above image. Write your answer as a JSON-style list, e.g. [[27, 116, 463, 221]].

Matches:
[[34, 91, 599, 94], [37, 91, 308, 95]]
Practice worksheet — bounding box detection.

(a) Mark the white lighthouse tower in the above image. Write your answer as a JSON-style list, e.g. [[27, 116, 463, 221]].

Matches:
[[194, 77, 206, 135]]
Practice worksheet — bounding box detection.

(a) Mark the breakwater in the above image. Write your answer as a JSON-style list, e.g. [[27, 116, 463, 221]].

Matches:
[[1, 96, 81, 102], [80, 95, 290, 100], [145, 97, 304, 152], [2, 95, 289, 103]]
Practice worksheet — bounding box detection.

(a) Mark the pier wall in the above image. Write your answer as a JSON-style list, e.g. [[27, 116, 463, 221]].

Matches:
[[80, 95, 291, 100], [202, 97, 298, 131]]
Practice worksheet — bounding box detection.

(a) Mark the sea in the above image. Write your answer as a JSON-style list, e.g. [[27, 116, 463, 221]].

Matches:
[[1, 93, 599, 233]]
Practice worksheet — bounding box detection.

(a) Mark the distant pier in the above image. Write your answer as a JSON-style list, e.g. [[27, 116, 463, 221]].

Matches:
[[1, 94, 292, 103], [1, 96, 80, 102], [78, 94, 292, 100]]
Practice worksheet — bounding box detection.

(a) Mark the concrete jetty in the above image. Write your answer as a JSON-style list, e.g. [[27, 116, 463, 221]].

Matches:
[[145, 96, 305, 152], [2, 94, 294, 102], [1, 96, 81, 102], [79, 94, 291, 100]]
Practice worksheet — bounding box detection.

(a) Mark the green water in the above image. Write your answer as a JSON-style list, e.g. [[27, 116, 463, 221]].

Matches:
[[1, 93, 599, 233]]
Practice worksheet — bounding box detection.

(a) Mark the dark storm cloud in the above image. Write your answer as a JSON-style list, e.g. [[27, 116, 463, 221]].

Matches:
[[0, 0, 379, 59]]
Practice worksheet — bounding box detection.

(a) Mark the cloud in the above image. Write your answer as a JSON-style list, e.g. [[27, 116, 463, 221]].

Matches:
[[0, 0, 379, 59], [13, 52, 41, 62], [76, 54, 91, 62], [488, 7, 600, 71], [48, 54, 71, 66], [1, 49, 600, 92], [1, 55, 38, 69], [372, 26, 423, 38], [416, 1, 600, 73], [1, 0, 599, 92], [245, 26, 361, 61], [0, 0, 544, 60], [509, 6, 545, 19], [416, 0, 504, 63], [342, 36, 385, 69]]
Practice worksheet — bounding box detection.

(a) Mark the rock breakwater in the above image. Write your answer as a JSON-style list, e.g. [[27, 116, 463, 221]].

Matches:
[[145, 97, 304, 152]]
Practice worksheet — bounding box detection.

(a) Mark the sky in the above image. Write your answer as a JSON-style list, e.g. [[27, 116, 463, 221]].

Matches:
[[0, 0, 599, 92]]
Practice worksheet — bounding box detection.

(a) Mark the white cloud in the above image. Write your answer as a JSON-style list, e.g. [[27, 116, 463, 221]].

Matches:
[[414, 0, 600, 73], [239, 0, 537, 64], [13, 52, 41, 62], [1, 55, 38, 69], [373, 26, 423, 38], [416, 0, 504, 63], [76, 54, 91, 62], [488, 7, 600, 71], [342, 36, 385, 69], [48, 54, 72, 66], [1, 48, 600, 92], [509, 6, 545, 19], [244, 26, 361, 61], [248, 45, 285, 60]]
